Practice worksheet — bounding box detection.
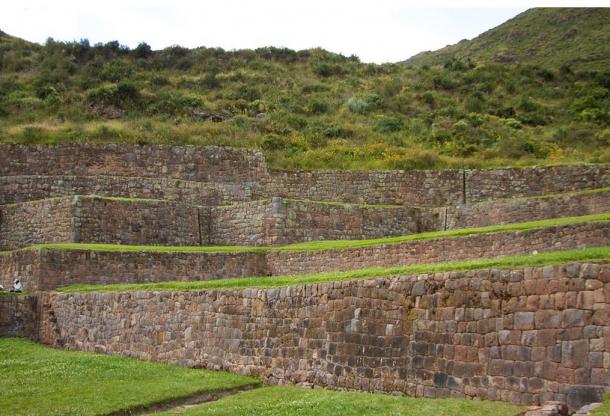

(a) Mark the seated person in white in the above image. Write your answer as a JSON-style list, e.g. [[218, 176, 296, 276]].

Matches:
[[10, 279, 22, 293]]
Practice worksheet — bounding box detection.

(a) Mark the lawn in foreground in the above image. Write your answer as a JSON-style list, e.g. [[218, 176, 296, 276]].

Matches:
[[158, 385, 525, 416], [592, 394, 610, 415], [0, 338, 258, 416], [59, 246, 610, 293]]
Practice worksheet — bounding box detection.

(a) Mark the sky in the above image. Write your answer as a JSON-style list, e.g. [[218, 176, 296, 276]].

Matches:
[[1, 1, 608, 63]]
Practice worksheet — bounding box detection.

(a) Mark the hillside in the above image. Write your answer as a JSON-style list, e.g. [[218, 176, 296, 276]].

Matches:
[[0, 7, 608, 170], [406, 8, 610, 71]]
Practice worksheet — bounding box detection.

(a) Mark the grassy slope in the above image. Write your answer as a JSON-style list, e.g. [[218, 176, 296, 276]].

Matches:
[[157, 385, 525, 416], [0, 338, 258, 416], [59, 246, 610, 293], [407, 8, 610, 71], [0, 8, 609, 171]]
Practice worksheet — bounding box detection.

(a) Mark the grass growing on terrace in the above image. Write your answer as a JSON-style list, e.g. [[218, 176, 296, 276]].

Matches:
[[5, 212, 610, 256], [59, 246, 610, 293], [592, 394, 610, 415], [0, 338, 259, 416], [156, 385, 525, 416]]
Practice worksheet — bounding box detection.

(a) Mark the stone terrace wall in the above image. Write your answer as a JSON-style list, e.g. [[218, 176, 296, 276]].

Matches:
[[0, 198, 73, 250], [3, 249, 268, 292], [267, 165, 610, 206], [38, 261, 610, 409], [0, 251, 40, 292], [0, 144, 268, 182], [266, 170, 464, 206], [466, 165, 610, 202], [208, 198, 439, 246], [3, 221, 608, 291], [267, 222, 610, 275], [0, 175, 262, 206], [74, 196, 201, 246], [207, 200, 270, 246], [0, 295, 38, 339], [445, 190, 610, 230], [268, 198, 435, 245]]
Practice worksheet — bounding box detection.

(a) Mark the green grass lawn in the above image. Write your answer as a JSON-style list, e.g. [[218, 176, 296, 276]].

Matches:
[[59, 246, 610, 293], [2, 212, 608, 257], [157, 385, 525, 416], [592, 394, 610, 415], [0, 338, 259, 416]]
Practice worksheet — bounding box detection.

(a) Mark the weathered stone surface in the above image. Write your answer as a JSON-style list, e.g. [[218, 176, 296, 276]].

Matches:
[[32, 262, 610, 406]]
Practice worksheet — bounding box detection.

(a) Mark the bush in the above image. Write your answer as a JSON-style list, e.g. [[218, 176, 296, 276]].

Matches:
[[313, 62, 347, 77], [346, 94, 381, 114], [346, 96, 369, 113], [87, 81, 140, 107], [307, 99, 330, 115], [374, 116, 403, 132]]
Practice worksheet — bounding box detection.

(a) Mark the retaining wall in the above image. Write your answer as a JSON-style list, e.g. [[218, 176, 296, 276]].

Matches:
[[3, 222, 608, 292], [0, 295, 38, 338], [0, 144, 268, 182], [266, 165, 610, 205], [0, 198, 73, 250], [0, 175, 261, 206], [73, 197, 201, 246], [267, 222, 610, 275], [445, 190, 610, 230], [208, 198, 437, 246], [37, 261, 610, 409], [0, 249, 268, 292]]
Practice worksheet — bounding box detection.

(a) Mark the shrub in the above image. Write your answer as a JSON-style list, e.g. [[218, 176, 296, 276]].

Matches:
[[313, 62, 347, 77], [87, 81, 140, 107], [346, 96, 369, 113], [100, 60, 134, 82], [374, 116, 403, 132], [308, 99, 330, 115], [346, 94, 381, 114]]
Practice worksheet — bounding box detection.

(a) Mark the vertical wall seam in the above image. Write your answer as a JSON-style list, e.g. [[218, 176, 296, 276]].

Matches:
[[462, 169, 467, 204], [196, 207, 203, 246], [444, 207, 448, 231]]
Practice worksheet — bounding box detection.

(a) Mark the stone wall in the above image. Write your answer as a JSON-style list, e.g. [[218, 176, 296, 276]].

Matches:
[[267, 222, 610, 275], [37, 261, 610, 409], [74, 196, 201, 246], [445, 190, 610, 230], [0, 295, 38, 338], [3, 221, 608, 292], [0, 175, 261, 206], [1, 249, 269, 292], [265, 170, 464, 206], [0, 144, 268, 182], [208, 198, 437, 246], [0, 198, 73, 250], [266, 165, 610, 206], [207, 200, 270, 246], [466, 165, 610, 202]]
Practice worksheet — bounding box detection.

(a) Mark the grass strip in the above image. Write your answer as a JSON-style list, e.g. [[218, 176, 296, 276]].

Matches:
[[155, 385, 524, 416], [58, 246, 610, 293], [2, 212, 608, 256], [0, 338, 258, 416]]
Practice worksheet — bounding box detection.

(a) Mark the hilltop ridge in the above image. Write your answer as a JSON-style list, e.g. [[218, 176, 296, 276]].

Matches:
[[406, 8, 610, 71]]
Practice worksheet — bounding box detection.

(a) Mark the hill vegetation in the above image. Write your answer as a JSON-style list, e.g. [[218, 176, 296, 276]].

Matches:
[[406, 8, 610, 71], [0, 7, 608, 170]]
